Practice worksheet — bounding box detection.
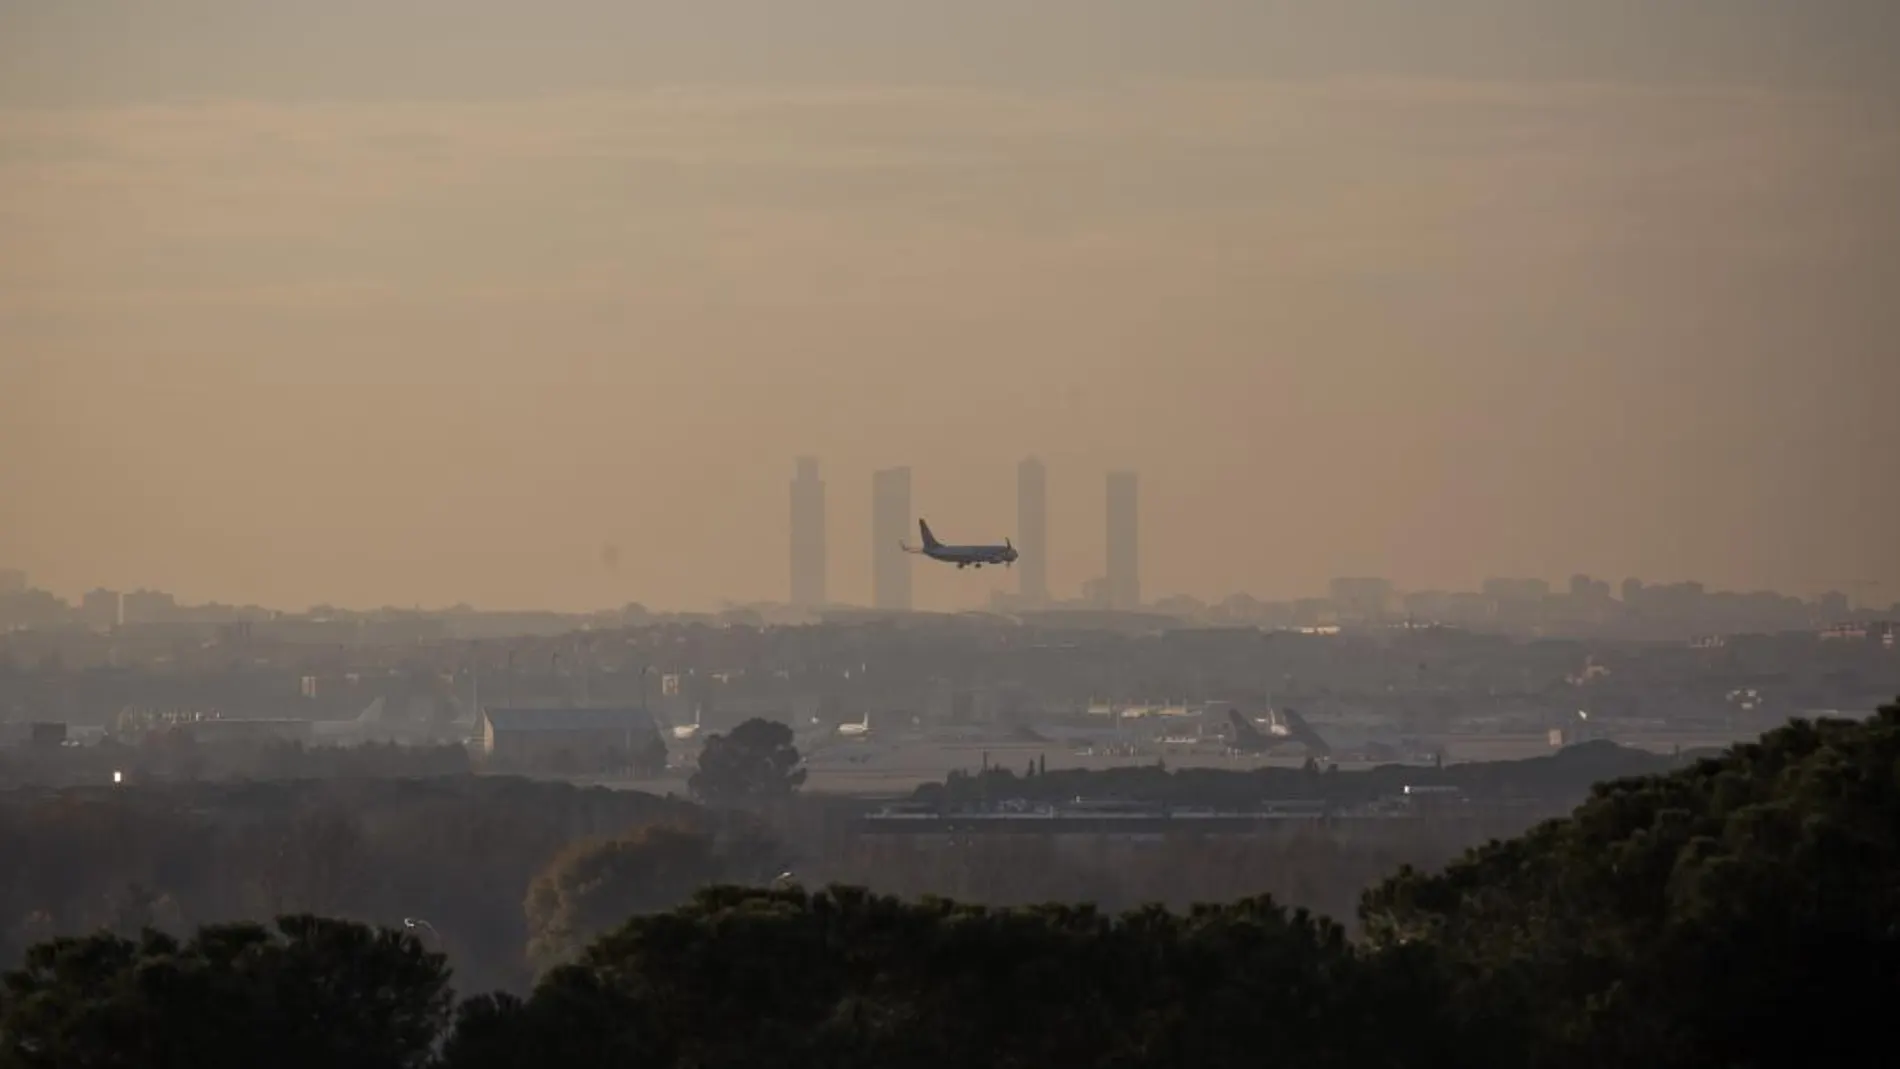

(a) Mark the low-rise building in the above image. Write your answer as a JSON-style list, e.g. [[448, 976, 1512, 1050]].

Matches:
[[477, 706, 663, 772]]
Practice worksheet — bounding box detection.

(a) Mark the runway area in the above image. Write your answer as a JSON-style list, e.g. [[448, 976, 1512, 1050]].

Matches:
[[602, 728, 1752, 799]]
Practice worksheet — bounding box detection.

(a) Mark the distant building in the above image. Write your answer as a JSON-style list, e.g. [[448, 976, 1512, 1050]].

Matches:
[[872, 466, 913, 612], [180, 718, 314, 745], [1569, 574, 1613, 601], [1482, 578, 1550, 604], [1105, 471, 1140, 610], [122, 589, 178, 625], [1016, 457, 1048, 604], [0, 722, 68, 749], [80, 588, 122, 630], [478, 706, 662, 770], [1328, 577, 1392, 622], [789, 457, 827, 610]]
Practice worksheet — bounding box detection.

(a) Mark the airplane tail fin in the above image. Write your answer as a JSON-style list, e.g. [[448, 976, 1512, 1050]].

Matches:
[[1226, 708, 1264, 744], [918, 519, 942, 551], [1280, 709, 1333, 757]]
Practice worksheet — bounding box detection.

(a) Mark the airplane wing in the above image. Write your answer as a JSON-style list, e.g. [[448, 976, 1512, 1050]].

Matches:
[[1279, 709, 1333, 757]]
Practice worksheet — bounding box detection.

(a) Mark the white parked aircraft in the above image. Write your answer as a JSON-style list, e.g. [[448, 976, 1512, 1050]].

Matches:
[[670, 707, 703, 741]]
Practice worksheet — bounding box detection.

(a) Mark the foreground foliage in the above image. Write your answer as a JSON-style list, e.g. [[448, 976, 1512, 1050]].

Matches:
[[1363, 695, 1900, 1068], [0, 915, 450, 1069], [4, 697, 1895, 1068]]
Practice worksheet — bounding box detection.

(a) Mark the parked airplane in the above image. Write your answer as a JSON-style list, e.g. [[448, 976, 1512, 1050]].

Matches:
[[902, 519, 1019, 570], [794, 711, 875, 754], [669, 706, 703, 742], [1226, 708, 1333, 757]]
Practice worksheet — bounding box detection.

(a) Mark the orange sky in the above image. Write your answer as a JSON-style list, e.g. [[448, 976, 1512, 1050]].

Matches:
[[3, 3, 1896, 612]]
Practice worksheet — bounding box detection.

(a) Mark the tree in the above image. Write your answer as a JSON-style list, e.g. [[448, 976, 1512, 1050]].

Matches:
[[632, 734, 669, 778], [0, 916, 451, 1069], [472, 884, 1443, 1069], [1361, 695, 1900, 1069], [523, 825, 727, 973], [438, 974, 654, 1069], [688, 718, 806, 807]]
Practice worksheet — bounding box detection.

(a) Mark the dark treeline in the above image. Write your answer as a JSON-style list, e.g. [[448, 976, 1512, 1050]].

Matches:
[[5, 697, 1895, 1067], [913, 737, 1690, 810], [0, 777, 705, 993], [0, 738, 474, 788], [0, 776, 1502, 992], [816, 826, 1499, 925], [0, 729, 1706, 997]]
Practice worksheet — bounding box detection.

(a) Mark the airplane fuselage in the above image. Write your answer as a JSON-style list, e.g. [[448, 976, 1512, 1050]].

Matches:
[[908, 519, 1018, 570], [923, 544, 1017, 569]]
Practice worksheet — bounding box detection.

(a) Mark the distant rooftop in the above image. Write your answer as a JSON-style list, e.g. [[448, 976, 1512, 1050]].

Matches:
[[481, 707, 657, 733]]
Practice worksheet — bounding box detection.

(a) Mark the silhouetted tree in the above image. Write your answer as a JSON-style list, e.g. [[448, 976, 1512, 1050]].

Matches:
[[1362, 694, 1900, 1069], [633, 735, 669, 777], [688, 718, 806, 807], [523, 825, 727, 973], [0, 915, 450, 1069]]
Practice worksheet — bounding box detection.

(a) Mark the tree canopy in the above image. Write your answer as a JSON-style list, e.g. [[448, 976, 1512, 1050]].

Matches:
[[4, 696, 1896, 1069], [456, 885, 1451, 1069], [0, 915, 450, 1069], [1361, 695, 1900, 1068], [688, 718, 806, 806], [524, 824, 732, 973]]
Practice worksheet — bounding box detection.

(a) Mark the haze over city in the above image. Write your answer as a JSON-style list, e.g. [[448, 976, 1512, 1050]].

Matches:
[[6, 8, 1900, 1065], [4, 1, 1896, 612]]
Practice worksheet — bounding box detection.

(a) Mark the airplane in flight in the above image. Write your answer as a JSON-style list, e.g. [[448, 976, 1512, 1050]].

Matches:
[[902, 519, 1019, 570], [1226, 708, 1333, 758]]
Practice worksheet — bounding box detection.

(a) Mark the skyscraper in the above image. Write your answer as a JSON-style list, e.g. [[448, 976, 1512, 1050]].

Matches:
[[1105, 471, 1140, 610], [1016, 457, 1048, 603], [871, 466, 913, 612], [789, 456, 826, 610]]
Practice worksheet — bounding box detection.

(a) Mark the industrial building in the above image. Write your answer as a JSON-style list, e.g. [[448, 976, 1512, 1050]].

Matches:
[[477, 706, 663, 771]]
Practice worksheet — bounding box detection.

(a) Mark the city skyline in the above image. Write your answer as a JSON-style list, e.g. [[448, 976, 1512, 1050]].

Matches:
[[786, 455, 1126, 610], [3, 566, 1888, 636], [6, 439, 1894, 615]]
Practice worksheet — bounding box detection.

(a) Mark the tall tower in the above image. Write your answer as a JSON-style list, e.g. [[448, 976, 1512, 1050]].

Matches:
[[789, 457, 826, 610], [1016, 457, 1048, 603], [1105, 471, 1140, 610], [871, 466, 913, 612]]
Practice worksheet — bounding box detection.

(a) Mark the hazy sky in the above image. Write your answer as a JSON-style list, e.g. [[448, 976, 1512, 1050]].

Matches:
[[4, 2, 1896, 612]]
